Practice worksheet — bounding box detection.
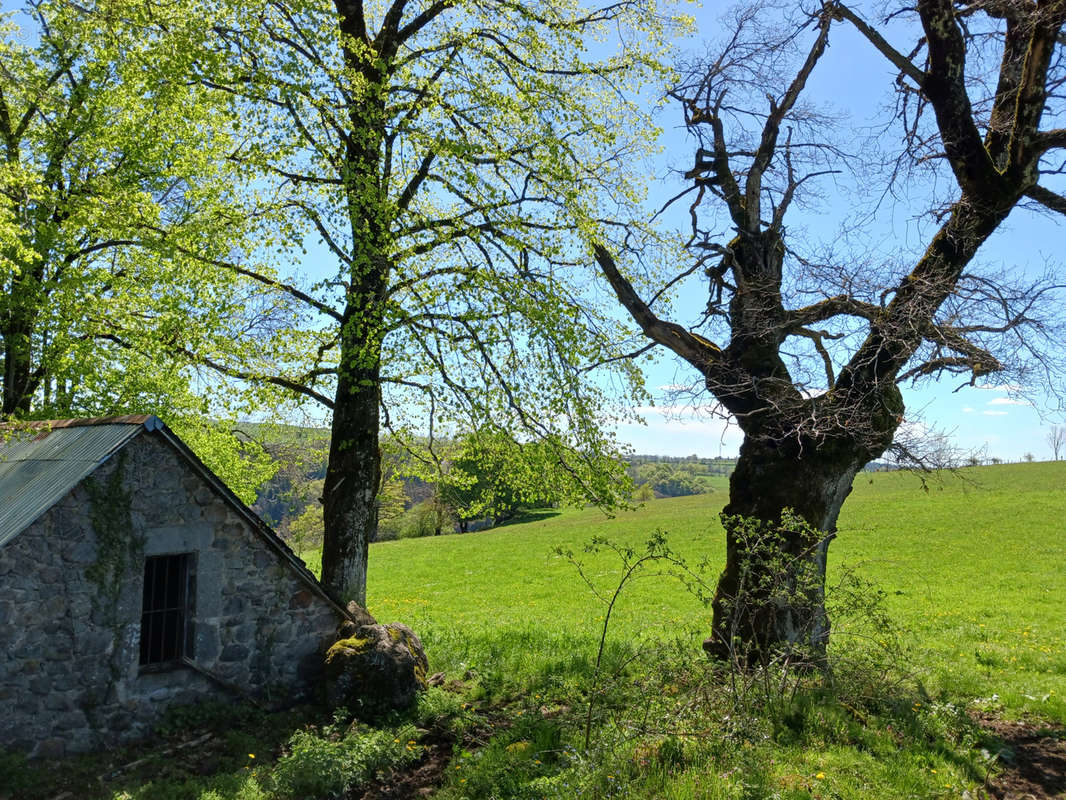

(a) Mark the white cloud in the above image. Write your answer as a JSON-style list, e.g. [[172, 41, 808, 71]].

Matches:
[[981, 410, 1009, 416], [962, 407, 974, 413], [987, 397, 1031, 406]]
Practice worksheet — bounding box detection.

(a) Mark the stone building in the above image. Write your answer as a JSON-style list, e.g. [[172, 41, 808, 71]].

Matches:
[[0, 416, 348, 758]]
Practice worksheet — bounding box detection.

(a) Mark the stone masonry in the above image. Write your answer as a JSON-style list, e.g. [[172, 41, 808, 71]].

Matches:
[[0, 426, 345, 758]]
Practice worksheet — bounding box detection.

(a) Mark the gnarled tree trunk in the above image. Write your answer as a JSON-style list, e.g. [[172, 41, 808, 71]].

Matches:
[[703, 436, 869, 665]]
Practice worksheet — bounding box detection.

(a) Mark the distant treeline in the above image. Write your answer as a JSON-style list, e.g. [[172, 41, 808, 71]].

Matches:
[[245, 425, 737, 549], [626, 453, 736, 472]]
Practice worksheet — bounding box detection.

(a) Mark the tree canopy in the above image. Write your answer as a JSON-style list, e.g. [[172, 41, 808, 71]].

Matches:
[[158, 0, 689, 603], [0, 0, 275, 501]]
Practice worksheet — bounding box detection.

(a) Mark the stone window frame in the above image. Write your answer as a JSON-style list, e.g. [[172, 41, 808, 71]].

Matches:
[[139, 552, 196, 671]]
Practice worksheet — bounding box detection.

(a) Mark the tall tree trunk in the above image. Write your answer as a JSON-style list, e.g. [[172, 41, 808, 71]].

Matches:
[[321, 345, 382, 607], [2, 315, 35, 417], [703, 435, 869, 665], [318, 0, 394, 608], [318, 212, 389, 606]]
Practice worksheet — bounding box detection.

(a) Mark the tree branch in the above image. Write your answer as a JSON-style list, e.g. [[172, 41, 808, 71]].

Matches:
[[783, 295, 879, 330], [745, 9, 832, 224], [832, 3, 925, 85], [916, 0, 1002, 194], [593, 244, 722, 371], [1024, 183, 1066, 215], [95, 333, 337, 408]]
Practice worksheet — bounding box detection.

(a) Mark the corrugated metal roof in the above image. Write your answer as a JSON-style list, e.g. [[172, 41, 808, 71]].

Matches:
[[0, 420, 147, 548]]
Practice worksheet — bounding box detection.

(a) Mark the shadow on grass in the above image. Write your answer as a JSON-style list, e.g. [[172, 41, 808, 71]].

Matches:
[[492, 507, 562, 528], [420, 624, 1005, 799], [4, 626, 1019, 800], [0, 701, 317, 800]]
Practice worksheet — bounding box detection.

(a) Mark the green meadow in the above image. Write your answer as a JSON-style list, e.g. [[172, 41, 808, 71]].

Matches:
[[8, 462, 1065, 800], [361, 462, 1066, 721], [297, 462, 1066, 799]]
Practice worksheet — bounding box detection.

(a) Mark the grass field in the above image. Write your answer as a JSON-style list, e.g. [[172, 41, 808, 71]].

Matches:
[[360, 462, 1066, 719], [7, 462, 1064, 800], [351, 462, 1066, 798]]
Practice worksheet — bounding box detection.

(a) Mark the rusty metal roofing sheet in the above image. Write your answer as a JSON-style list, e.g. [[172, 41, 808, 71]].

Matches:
[[0, 422, 145, 548]]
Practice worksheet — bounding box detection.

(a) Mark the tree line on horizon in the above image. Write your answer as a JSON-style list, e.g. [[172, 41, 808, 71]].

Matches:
[[252, 431, 726, 550]]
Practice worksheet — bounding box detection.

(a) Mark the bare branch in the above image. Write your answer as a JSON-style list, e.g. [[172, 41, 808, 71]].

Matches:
[[1024, 183, 1066, 215], [832, 3, 925, 85], [594, 245, 722, 371]]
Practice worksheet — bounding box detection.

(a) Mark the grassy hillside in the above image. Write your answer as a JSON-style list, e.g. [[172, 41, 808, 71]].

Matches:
[[835, 463, 1066, 712], [355, 462, 1065, 716], [358, 462, 1066, 798]]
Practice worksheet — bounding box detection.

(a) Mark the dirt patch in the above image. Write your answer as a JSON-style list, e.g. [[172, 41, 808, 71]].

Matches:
[[351, 731, 455, 800], [349, 704, 510, 800], [973, 712, 1066, 799]]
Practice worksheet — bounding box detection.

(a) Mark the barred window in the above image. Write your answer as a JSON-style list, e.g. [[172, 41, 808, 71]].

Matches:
[[139, 553, 194, 667]]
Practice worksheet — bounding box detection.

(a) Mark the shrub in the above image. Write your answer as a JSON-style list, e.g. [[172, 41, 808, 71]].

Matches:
[[398, 499, 456, 538], [272, 723, 422, 799]]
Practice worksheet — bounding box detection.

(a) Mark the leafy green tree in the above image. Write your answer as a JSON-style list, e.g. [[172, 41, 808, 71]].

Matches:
[[596, 1, 1066, 660], [285, 478, 326, 553], [636, 462, 705, 498], [437, 431, 576, 529], [0, 0, 273, 501], [402, 497, 455, 538], [170, 0, 685, 603], [633, 482, 655, 502]]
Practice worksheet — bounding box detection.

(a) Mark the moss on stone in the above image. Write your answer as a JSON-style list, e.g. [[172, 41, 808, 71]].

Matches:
[[326, 636, 372, 665], [84, 452, 139, 613]]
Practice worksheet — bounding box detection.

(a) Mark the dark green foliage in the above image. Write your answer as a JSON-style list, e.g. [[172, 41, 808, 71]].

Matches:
[[633, 462, 709, 497], [440, 715, 564, 800]]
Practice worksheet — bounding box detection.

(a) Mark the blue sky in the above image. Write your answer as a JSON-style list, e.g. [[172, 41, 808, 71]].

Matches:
[[612, 7, 1065, 462]]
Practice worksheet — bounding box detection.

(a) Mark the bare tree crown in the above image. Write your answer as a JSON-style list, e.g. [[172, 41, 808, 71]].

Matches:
[[598, 0, 1066, 466]]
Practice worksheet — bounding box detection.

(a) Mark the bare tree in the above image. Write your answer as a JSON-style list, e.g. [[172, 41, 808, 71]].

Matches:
[[595, 0, 1066, 661], [1049, 426, 1065, 460]]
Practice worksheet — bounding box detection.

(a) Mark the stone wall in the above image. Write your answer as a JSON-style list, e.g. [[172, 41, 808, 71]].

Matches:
[[0, 431, 344, 758]]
